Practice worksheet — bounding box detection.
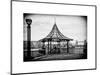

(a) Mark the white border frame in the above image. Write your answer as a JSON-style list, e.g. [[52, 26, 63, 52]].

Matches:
[[11, 0, 97, 74]]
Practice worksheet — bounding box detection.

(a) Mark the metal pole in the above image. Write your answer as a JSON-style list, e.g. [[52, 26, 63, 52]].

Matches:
[[48, 40, 49, 55], [67, 40, 69, 53]]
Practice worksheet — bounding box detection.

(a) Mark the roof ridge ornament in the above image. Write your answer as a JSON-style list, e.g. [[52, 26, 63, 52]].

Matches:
[[54, 16, 57, 25]]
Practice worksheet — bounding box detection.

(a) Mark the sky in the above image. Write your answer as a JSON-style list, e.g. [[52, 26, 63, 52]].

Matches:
[[23, 13, 87, 42]]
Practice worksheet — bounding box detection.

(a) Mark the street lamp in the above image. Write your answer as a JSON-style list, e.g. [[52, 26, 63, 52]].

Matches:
[[26, 19, 32, 25], [26, 19, 32, 60]]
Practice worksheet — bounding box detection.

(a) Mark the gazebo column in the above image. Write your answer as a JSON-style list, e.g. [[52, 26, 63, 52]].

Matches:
[[50, 40, 52, 54], [45, 41, 49, 55], [42, 41, 46, 54], [67, 40, 69, 53], [59, 40, 62, 53], [58, 40, 60, 54], [42, 41, 45, 49], [47, 40, 50, 54]]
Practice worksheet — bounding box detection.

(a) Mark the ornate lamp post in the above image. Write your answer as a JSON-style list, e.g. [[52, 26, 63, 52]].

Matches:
[[26, 19, 32, 59]]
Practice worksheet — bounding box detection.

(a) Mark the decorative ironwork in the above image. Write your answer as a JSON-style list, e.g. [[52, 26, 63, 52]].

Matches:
[[39, 21, 73, 55]]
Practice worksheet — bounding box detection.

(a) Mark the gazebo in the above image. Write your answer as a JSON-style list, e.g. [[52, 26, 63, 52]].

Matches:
[[39, 22, 73, 55]]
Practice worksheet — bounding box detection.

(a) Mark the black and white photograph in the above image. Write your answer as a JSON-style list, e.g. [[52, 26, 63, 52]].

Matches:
[[23, 13, 87, 61], [12, 1, 96, 74]]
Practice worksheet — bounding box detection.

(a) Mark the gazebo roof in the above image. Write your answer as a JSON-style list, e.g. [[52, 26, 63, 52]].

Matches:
[[39, 23, 73, 42]]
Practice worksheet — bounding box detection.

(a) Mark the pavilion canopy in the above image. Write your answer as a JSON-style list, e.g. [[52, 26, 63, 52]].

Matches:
[[39, 23, 73, 42]]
